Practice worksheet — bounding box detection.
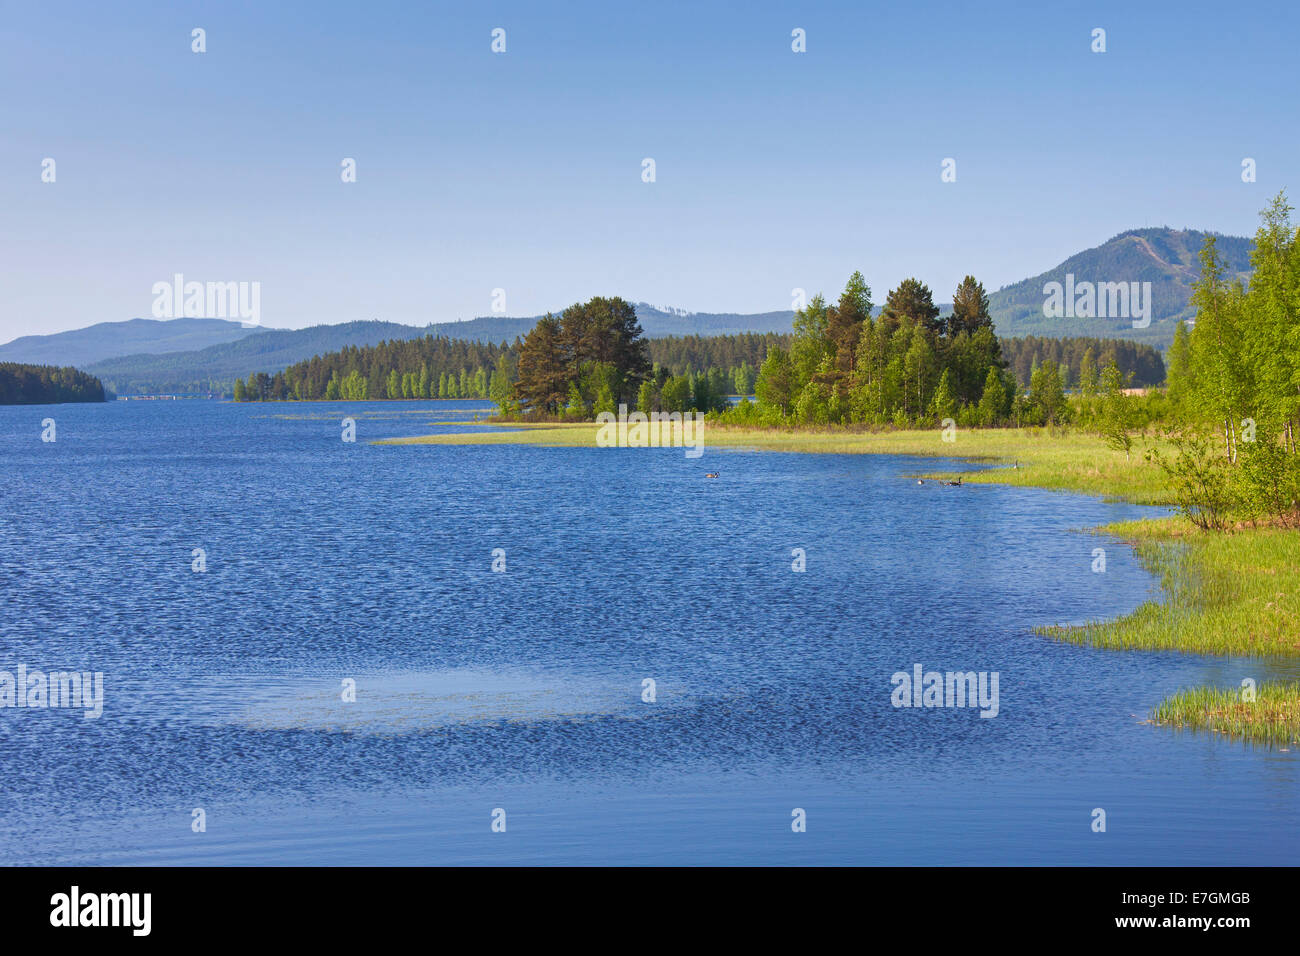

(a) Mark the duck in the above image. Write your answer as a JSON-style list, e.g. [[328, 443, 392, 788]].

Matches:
[[705, 472, 719, 478], [943, 477, 963, 487], [916, 479, 924, 485]]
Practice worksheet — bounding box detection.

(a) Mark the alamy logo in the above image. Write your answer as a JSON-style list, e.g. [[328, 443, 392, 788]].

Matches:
[[0, 665, 104, 718], [50, 886, 150, 936], [151, 273, 261, 327], [596, 403, 705, 459], [890, 663, 1000, 718], [1042, 274, 1152, 328]]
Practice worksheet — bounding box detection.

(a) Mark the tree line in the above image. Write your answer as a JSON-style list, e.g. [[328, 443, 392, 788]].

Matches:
[[650, 331, 1164, 391], [0, 363, 105, 405], [716, 271, 1173, 429], [1000, 336, 1164, 390], [502, 296, 752, 418], [511, 297, 651, 416], [233, 300, 1168, 423], [232, 313, 767, 405], [234, 336, 512, 402], [1152, 191, 1300, 527], [725, 273, 1003, 426]]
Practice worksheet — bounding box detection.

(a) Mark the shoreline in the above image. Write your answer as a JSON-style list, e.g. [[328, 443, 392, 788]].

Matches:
[[377, 418, 1300, 744]]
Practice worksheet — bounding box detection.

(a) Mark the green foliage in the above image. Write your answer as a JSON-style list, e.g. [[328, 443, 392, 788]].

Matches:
[[1097, 361, 1136, 459], [0, 362, 105, 404], [754, 347, 795, 416], [563, 380, 587, 420], [1134, 190, 1300, 529], [976, 367, 1009, 426], [660, 374, 691, 413], [1146, 433, 1235, 531], [1165, 321, 1191, 412], [948, 275, 991, 337], [1234, 434, 1300, 527], [737, 272, 1021, 428], [1001, 335, 1164, 389], [227, 332, 501, 403], [489, 352, 517, 415], [928, 368, 957, 424], [732, 361, 756, 396], [1027, 359, 1068, 425], [514, 297, 650, 418], [1152, 683, 1300, 746], [516, 315, 569, 414], [636, 379, 655, 414]]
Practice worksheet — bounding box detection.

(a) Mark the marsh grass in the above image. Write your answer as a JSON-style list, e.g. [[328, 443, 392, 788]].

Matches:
[[1151, 683, 1300, 745], [1043, 520, 1300, 658]]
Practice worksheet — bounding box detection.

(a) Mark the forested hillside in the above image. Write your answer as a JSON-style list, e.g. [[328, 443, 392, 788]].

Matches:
[[0, 363, 106, 404]]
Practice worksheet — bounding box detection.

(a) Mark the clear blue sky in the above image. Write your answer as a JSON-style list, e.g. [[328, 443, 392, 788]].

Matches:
[[2, 0, 1297, 340]]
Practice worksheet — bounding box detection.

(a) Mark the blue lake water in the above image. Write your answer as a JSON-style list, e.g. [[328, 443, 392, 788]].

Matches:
[[1, 399, 1297, 865]]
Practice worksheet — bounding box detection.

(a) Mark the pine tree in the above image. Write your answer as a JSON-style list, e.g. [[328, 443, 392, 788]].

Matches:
[[515, 315, 570, 415], [826, 271, 872, 390], [755, 347, 795, 416], [977, 367, 1007, 426], [929, 368, 957, 424], [948, 276, 992, 337], [882, 278, 942, 337]]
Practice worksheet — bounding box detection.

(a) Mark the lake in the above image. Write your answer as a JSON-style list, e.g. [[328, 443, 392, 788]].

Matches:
[[1, 399, 1297, 865]]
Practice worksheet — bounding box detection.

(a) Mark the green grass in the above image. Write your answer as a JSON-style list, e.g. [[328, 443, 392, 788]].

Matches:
[[1151, 683, 1300, 746], [376, 421, 600, 445], [378, 422, 1174, 503], [1042, 520, 1300, 658]]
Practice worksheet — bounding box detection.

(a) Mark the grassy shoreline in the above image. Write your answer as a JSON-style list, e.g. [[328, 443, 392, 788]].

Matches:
[[1151, 684, 1300, 746], [378, 419, 1300, 744], [379, 422, 1175, 500]]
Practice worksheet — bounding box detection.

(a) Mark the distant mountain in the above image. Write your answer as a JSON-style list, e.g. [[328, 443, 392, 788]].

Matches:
[[633, 304, 796, 336], [80, 307, 801, 395], [10, 227, 1255, 394], [987, 228, 1253, 346], [86, 321, 436, 395], [409, 305, 799, 341], [0, 317, 261, 368]]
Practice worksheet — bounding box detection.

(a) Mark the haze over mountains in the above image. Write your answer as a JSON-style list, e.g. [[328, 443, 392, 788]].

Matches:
[[70, 308, 804, 395], [0, 316, 257, 368], [0, 227, 1254, 395]]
